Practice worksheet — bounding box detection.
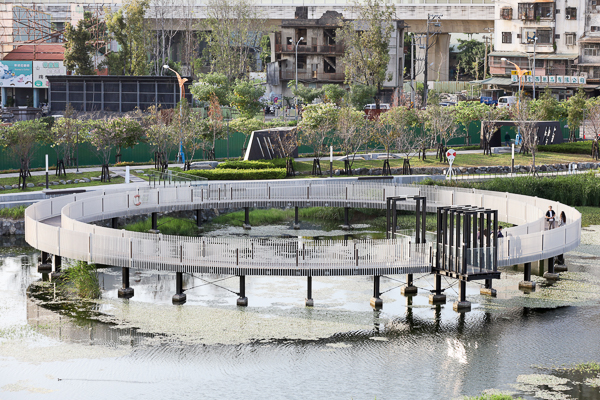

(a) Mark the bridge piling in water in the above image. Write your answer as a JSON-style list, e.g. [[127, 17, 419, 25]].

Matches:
[[196, 209, 202, 227], [453, 280, 471, 311], [429, 274, 446, 304], [50, 255, 62, 280], [519, 262, 536, 290], [148, 212, 159, 234], [342, 207, 351, 230], [293, 207, 300, 230], [401, 273, 418, 295], [111, 217, 118, 229], [480, 279, 497, 297], [370, 275, 383, 309], [38, 251, 52, 273], [237, 275, 248, 306], [172, 272, 186, 304], [118, 267, 134, 298], [543, 257, 559, 280], [305, 276, 314, 307], [243, 207, 251, 230]]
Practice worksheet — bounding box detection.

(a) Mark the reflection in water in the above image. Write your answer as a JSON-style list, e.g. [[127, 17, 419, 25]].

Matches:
[[1, 236, 600, 399]]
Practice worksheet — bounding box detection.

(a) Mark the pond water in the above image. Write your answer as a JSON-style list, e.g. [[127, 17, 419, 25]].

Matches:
[[1, 225, 600, 400]]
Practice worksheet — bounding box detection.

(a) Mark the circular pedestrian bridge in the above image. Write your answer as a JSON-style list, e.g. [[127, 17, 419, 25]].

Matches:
[[25, 178, 581, 277]]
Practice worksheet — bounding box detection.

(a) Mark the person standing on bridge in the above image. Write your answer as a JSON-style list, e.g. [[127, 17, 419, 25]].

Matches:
[[545, 206, 556, 230]]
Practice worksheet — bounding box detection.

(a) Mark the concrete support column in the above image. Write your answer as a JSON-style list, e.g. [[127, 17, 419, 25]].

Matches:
[[342, 207, 351, 230], [519, 262, 536, 290], [172, 271, 187, 304], [237, 275, 248, 306], [305, 276, 314, 307], [196, 209, 202, 227], [370, 275, 383, 309], [429, 274, 446, 304], [118, 267, 134, 298], [543, 257, 559, 280], [149, 212, 159, 234], [293, 206, 300, 230], [243, 207, 251, 230], [453, 280, 471, 312], [111, 217, 119, 229], [401, 273, 418, 295], [480, 278, 497, 297], [1, 87, 6, 107], [415, 33, 451, 82], [38, 251, 52, 272]]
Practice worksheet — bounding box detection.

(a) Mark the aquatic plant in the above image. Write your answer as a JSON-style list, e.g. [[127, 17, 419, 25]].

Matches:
[[0, 206, 25, 219], [62, 260, 101, 299]]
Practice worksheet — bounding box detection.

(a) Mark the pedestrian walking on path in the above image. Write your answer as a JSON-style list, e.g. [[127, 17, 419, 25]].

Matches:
[[545, 206, 556, 230]]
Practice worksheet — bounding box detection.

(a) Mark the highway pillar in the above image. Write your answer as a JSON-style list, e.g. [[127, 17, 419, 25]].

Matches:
[[237, 275, 248, 306], [370, 275, 383, 309], [172, 271, 187, 304], [118, 267, 134, 298]]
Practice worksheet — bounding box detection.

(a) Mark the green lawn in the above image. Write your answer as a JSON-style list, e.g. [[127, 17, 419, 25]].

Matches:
[[0, 171, 124, 194]]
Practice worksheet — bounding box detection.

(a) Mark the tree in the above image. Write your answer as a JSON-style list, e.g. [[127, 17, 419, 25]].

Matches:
[[206, 94, 225, 160], [105, 0, 150, 75], [566, 88, 587, 142], [63, 18, 96, 75], [337, 0, 394, 101], [349, 84, 377, 110], [586, 97, 600, 140], [533, 87, 566, 121], [144, 106, 175, 170], [298, 103, 339, 175], [148, 0, 181, 75], [43, 105, 81, 176], [0, 120, 48, 189], [190, 72, 231, 105], [425, 105, 456, 162], [287, 81, 322, 105], [259, 34, 271, 67], [322, 84, 347, 106], [229, 79, 264, 119], [455, 39, 486, 80], [113, 116, 144, 163], [380, 106, 421, 174], [336, 106, 369, 174], [480, 106, 508, 155], [454, 102, 487, 146], [172, 99, 204, 170], [370, 113, 396, 175], [199, 0, 266, 83], [515, 100, 541, 174]]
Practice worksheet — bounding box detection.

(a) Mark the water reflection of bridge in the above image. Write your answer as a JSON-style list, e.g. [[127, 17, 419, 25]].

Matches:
[[25, 178, 581, 312]]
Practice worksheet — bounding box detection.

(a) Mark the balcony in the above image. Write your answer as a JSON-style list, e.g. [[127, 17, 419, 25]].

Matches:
[[280, 69, 345, 82], [275, 44, 345, 54]]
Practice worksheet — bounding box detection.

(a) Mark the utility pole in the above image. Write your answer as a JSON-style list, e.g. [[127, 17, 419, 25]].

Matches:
[[422, 14, 442, 108], [411, 34, 415, 107], [483, 36, 489, 80], [532, 35, 537, 99]]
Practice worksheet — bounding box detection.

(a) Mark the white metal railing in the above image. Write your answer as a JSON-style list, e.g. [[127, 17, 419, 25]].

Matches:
[[24, 179, 581, 274]]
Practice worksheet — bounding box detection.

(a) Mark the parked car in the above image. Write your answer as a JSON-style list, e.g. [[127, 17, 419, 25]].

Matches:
[[364, 103, 390, 110]]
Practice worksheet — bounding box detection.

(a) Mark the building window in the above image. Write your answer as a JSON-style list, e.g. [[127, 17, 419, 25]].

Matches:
[[584, 43, 600, 56], [565, 33, 576, 45], [501, 7, 513, 19], [521, 28, 553, 44], [535, 59, 544, 68], [565, 7, 577, 19], [502, 32, 512, 43], [592, 26, 600, 32], [518, 2, 555, 20], [537, 29, 553, 44]]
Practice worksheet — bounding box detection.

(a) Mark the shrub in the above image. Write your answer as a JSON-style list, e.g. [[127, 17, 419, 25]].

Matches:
[[62, 261, 101, 299], [538, 141, 592, 155], [184, 168, 286, 180], [268, 158, 295, 169], [216, 160, 275, 170], [0, 206, 25, 219]]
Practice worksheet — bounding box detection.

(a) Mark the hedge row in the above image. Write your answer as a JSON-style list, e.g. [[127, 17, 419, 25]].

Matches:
[[425, 173, 600, 207], [217, 160, 276, 170], [538, 141, 592, 155], [184, 168, 287, 180]]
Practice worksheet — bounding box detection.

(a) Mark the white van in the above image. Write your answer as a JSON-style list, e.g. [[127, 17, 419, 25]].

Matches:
[[497, 96, 517, 108], [364, 103, 390, 110]]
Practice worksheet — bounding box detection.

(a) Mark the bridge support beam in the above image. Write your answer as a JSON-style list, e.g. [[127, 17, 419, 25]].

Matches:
[[243, 207, 251, 230], [237, 275, 248, 306], [305, 276, 314, 307], [519, 262, 536, 290], [50, 255, 62, 280], [543, 257, 559, 280], [196, 209, 202, 227], [118, 267, 134, 298], [453, 280, 471, 312], [480, 279, 497, 297], [555, 253, 567, 272], [111, 217, 119, 229], [149, 212, 160, 234], [172, 271, 186, 304], [293, 206, 300, 230], [401, 273, 418, 295], [342, 207, 352, 230], [429, 274, 446, 304], [38, 251, 52, 273], [370, 275, 383, 309]]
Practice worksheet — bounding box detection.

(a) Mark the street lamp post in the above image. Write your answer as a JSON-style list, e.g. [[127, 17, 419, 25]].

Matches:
[[501, 58, 528, 106], [531, 35, 537, 99], [163, 65, 188, 166], [295, 37, 304, 121]]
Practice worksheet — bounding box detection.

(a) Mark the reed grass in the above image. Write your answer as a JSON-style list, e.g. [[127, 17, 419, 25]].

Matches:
[[0, 206, 25, 219], [62, 261, 101, 299], [124, 216, 200, 236]]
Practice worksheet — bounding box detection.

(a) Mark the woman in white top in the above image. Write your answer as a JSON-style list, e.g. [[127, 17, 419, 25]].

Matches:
[[558, 211, 567, 227]]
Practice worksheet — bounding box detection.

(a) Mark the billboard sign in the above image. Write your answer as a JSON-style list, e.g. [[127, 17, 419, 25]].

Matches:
[[33, 61, 66, 88], [0, 61, 32, 88]]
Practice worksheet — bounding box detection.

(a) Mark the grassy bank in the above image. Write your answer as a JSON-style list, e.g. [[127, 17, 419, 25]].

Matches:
[[124, 216, 200, 236], [0, 206, 25, 219]]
